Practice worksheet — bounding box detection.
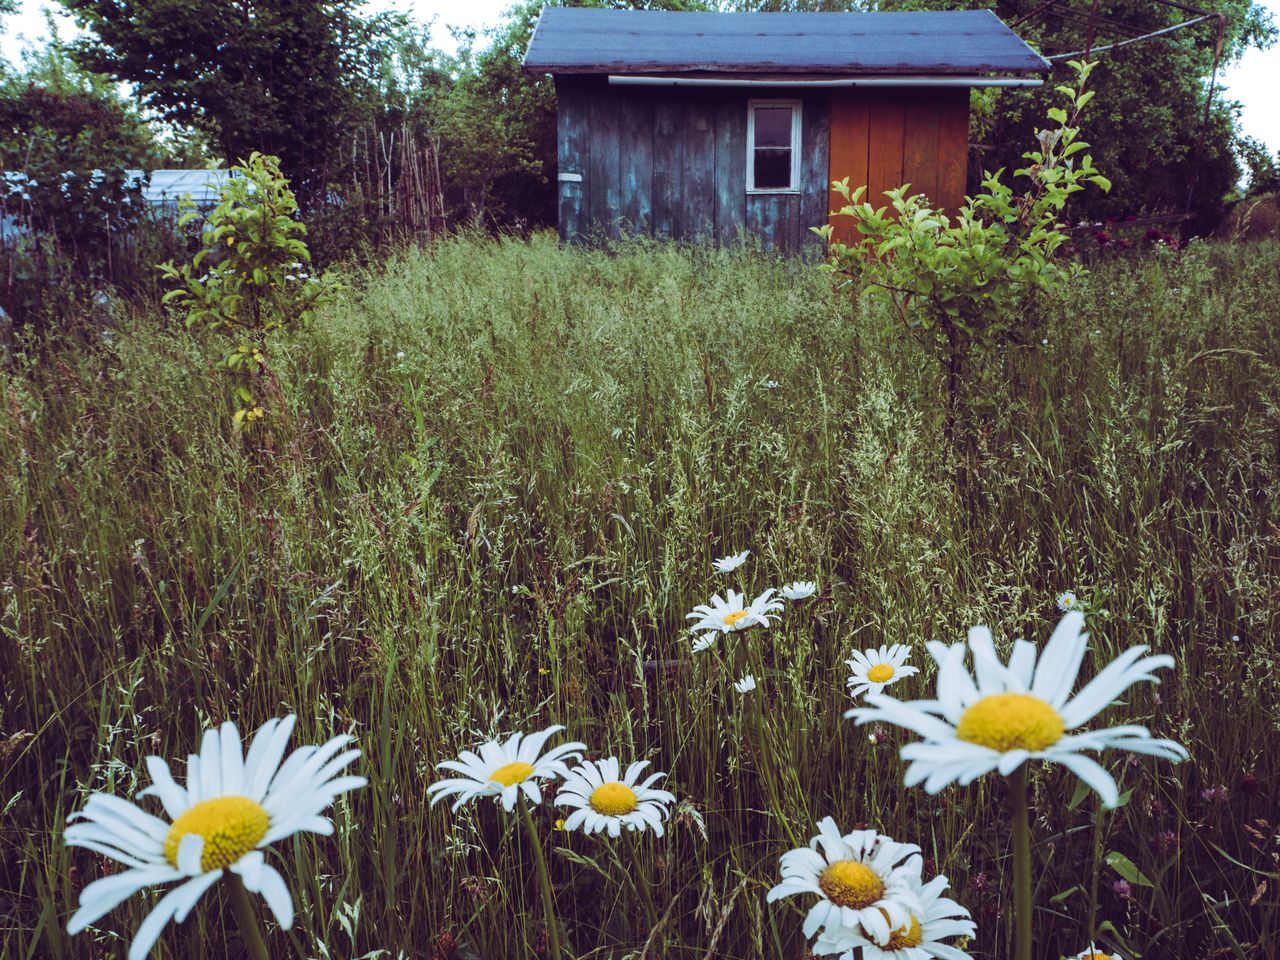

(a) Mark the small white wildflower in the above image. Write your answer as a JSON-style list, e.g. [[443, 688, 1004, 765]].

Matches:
[[713, 550, 749, 573], [1057, 591, 1079, 612], [780, 581, 816, 601], [733, 675, 757, 694]]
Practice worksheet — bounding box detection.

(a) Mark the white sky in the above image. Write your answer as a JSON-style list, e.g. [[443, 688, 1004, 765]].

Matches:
[[2, 0, 1278, 154]]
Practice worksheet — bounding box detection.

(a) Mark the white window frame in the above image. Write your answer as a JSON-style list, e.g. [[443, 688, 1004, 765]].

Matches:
[[746, 99, 802, 195]]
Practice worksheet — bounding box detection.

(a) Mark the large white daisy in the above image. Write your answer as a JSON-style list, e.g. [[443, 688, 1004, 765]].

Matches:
[[846, 611, 1188, 806], [766, 817, 924, 943], [687, 588, 784, 652], [847, 644, 920, 700], [64, 715, 365, 960], [554, 757, 676, 837], [812, 872, 976, 960], [427, 724, 585, 812]]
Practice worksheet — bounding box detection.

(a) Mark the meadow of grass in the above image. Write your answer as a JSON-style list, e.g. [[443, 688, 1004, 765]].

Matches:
[[1, 233, 1278, 959]]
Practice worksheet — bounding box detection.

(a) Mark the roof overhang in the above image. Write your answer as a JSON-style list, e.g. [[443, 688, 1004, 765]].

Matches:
[[606, 74, 1044, 89], [522, 8, 1051, 79]]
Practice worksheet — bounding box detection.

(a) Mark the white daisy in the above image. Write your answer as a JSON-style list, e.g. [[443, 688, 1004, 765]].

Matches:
[[847, 644, 920, 700], [734, 674, 758, 694], [713, 550, 750, 573], [1057, 591, 1080, 612], [846, 611, 1188, 807], [687, 588, 784, 652], [554, 758, 676, 838], [427, 724, 585, 812], [1072, 947, 1123, 960], [766, 817, 924, 943], [811, 871, 976, 960], [64, 716, 365, 960], [781, 580, 817, 601]]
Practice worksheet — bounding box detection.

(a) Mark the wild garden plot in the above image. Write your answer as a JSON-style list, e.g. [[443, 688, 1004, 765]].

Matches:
[[2, 235, 1279, 959]]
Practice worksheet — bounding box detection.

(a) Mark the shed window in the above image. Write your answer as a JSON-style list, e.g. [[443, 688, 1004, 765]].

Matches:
[[747, 100, 801, 193]]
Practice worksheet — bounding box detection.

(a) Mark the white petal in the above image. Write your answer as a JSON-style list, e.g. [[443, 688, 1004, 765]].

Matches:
[[139, 757, 190, 820], [67, 867, 180, 934], [254, 862, 294, 928], [126, 871, 221, 960], [218, 721, 245, 796], [176, 834, 204, 876], [197, 728, 223, 798], [246, 715, 296, 800]]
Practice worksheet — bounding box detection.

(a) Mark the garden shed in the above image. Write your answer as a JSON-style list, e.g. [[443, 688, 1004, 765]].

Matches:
[[523, 8, 1050, 251]]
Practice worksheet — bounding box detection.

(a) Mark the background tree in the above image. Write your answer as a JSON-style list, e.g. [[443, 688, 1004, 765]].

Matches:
[[57, 0, 370, 207], [975, 0, 1275, 234], [1, 35, 168, 322]]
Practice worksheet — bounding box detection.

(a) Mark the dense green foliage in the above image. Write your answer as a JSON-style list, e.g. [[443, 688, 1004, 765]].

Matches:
[[822, 60, 1109, 442], [0, 41, 187, 323], [2, 236, 1278, 959], [57, 0, 376, 205], [980, 0, 1275, 233], [159, 153, 336, 427]]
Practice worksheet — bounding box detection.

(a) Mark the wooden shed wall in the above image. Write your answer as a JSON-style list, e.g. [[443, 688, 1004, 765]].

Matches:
[[556, 77, 829, 253], [827, 87, 969, 244]]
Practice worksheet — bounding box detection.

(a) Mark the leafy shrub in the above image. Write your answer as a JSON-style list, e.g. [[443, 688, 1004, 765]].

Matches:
[[818, 61, 1110, 444], [159, 152, 336, 426]]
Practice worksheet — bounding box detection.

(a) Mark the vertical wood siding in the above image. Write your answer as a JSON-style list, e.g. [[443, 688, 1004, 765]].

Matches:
[[619, 92, 654, 234], [827, 87, 970, 244], [557, 78, 828, 252], [555, 78, 590, 244]]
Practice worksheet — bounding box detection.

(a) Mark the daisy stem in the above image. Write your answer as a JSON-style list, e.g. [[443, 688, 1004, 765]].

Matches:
[[1009, 764, 1033, 960], [227, 873, 270, 960], [519, 798, 563, 960], [627, 833, 661, 944]]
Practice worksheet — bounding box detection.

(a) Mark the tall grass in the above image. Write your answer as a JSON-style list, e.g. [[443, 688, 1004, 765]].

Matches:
[[2, 233, 1278, 959]]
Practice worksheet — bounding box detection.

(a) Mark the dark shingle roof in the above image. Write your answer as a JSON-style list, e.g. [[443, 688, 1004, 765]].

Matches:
[[523, 8, 1048, 77]]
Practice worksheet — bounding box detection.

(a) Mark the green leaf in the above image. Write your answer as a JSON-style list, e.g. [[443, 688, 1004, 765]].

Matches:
[[1105, 851, 1153, 887]]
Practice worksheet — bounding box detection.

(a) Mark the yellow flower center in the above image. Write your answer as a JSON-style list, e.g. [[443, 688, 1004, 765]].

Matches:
[[589, 781, 639, 816], [723, 610, 749, 628], [489, 761, 535, 787], [867, 663, 895, 684], [956, 692, 1065, 752], [818, 860, 885, 909], [882, 913, 924, 949], [163, 796, 269, 871], [1080, 954, 1114, 960]]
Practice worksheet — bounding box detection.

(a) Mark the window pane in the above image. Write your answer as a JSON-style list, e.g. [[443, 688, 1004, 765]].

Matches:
[[753, 107, 792, 148], [754, 148, 791, 189]]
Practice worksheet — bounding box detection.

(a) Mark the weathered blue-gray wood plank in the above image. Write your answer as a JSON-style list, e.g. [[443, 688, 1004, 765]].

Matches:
[[746, 194, 784, 252], [713, 96, 746, 245], [681, 95, 716, 242], [618, 91, 653, 235], [556, 78, 590, 244], [651, 96, 684, 239], [745, 194, 804, 252], [588, 87, 622, 239], [799, 93, 830, 256]]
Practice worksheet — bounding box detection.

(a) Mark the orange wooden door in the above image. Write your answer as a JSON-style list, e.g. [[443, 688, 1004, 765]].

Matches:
[[827, 87, 969, 245]]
